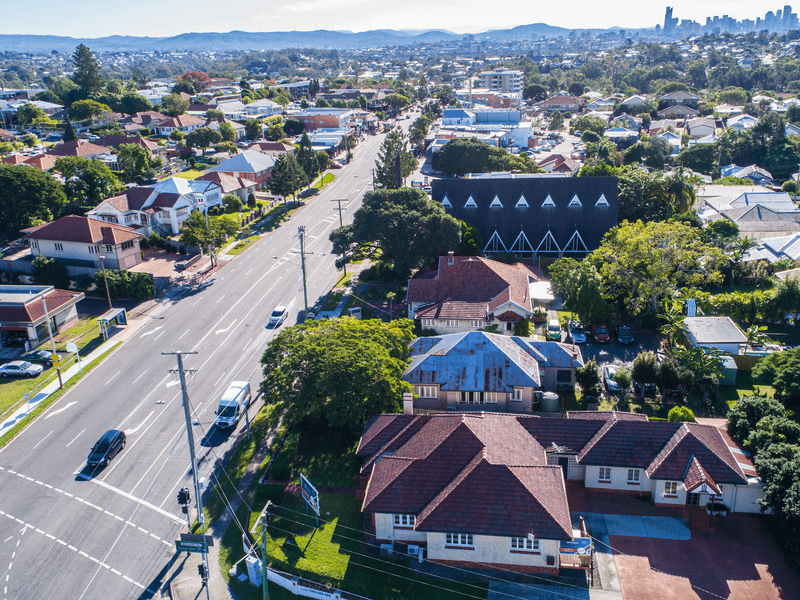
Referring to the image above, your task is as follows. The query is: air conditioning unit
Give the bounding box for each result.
[380,544,394,554]
[407,545,420,556]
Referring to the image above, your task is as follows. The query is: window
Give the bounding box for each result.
[664,481,678,496]
[568,194,582,207]
[393,514,415,527]
[510,537,539,552]
[121,240,134,251]
[106,245,114,253]
[29,240,38,250]
[483,392,498,403]
[417,386,436,399]
[421,319,435,328]
[511,389,523,402]
[469,320,485,328]
[88,245,100,254]
[598,467,611,482]
[446,319,459,328]
[556,370,572,383]
[445,533,473,547]
[176,208,188,216]
[627,469,640,484]
[54,243,63,252]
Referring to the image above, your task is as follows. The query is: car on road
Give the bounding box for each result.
[87,430,126,467]
[593,323,611,343]
[0,360,44,378]
[19,350,60,367]
[269,306,288,327]
[603,365,622,393]
[569,320,587,344]
[616,323,634,345]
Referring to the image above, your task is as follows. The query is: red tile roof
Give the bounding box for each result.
[96,135,159,153]
[407,256,539,321]
[158,114,204,129]
[46,141,112,157]
[98,187,157,212]
[23,215,141,245]
[24,154,56,171]
[0,288,84,325]
[2,154,26,165]
[683,456,721,494]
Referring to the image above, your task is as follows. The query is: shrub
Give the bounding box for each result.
[94,269,154,301]
[726,395,786,442]
[223,193,243,212]
[667,406,697,422]
[32,256,70,289]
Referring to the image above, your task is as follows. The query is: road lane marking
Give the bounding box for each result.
[126,411,154,435]
[245,268,253,276]
[44,401,78,420]
[104,371,120,385]
[215,319,237,334]
[66,428,86,448]
[31,431,53,450]
[75,472,183,523]
[153,330,165,341]
[139,326,163,338]
[178,329,190,340]
[193,297,202,305]
[214,372,226,386]
[131,370,147,384]
[215,295,224,304]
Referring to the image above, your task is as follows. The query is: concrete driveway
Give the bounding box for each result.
[601,514,690,540]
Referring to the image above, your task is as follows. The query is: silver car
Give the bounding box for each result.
[0,361,44,378]
[603,365,621,393]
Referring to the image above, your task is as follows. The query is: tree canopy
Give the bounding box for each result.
[432,138,543,177]
[185,127,222,153]
[267,153,307,200]
[330,187,461,278]
[160,94,189,117]
[548,258,609,325]
[0,165,67,237]
[752,348,800,410]
[259,318,414,431]
[116,143,158,183]
[55,156,124,209]
[69,99,111,121]
[179,210,238,267]
[374,126,416,188]
[71,44,104,92]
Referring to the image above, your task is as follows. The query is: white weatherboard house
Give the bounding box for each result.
[358,411,764,574]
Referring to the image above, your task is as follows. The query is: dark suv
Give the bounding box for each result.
[87,430,126,467]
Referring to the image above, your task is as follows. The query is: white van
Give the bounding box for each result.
[214,381,252,429]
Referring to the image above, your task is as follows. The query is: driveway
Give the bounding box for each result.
[601,514,690,540]
[580,333,661,369]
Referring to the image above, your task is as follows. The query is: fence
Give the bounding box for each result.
[267,568,372,600]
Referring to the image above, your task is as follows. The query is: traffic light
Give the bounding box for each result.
[177,488,190,513]
[198,562,207,583]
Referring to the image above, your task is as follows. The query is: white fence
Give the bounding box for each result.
[267,567,371,600]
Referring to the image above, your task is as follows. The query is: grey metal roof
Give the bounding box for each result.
[682,317,747,345]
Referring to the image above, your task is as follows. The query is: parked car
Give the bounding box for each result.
[593,323,611,343]
[633,381,657,395]
[603,365,622,393]
[19,350,59,367]
[569,321,587,344]
[616,323,634,345]
[546,319,562,341]
[0,361,43,378]
[87,430,126,467]
[269,306,288,327]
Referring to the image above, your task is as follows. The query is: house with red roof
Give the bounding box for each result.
[154,114,205,136]
[357,410,764,572]
[23,215,143,275]
[0,285,84,350]
[45,141,112,159]
[406,254,541,335]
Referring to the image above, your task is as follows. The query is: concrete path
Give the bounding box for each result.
[600,514,690,541]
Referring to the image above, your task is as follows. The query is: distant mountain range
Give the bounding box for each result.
[0,23,648,53]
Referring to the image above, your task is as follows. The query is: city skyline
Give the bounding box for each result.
[0,1,796,39]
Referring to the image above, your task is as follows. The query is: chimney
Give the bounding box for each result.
[448,251,455,265]
[402,392,414,415]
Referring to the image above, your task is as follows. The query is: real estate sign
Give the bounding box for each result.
[300,472,320,518]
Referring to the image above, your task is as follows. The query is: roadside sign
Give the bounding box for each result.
[51,355,61,367]
[181,533,214,547]
[175,539,208,554]
[300,473,320,526]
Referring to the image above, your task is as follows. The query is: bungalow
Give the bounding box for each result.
[24,215,143,275]
[681,316,747,354]
[154,114,205,136]
[620,95,648,108]
[687,117,716,139]
[357,410,762,574]
[196,171,258,203]
[586,98,616,111]
[661,90,700,109]
[46,141,112,160]
[657,130,682,154]
[612,113,643,131]
[727,114,759,132]
[96,134,160,157]
[207,150,276,189]
[657,104,699,119]
[405,331,583,412]
[0,285,84,350]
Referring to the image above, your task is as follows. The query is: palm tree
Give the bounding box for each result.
[658,301,686,349]
[743,324,769,354]
[664,167,698,214]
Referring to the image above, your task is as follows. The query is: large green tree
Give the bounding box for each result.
[185,128,222,155]
[116,143,158,183]
[374,126,416,188]
[548,258,609,326]
[160,94,189,117]
[0,165,67,236]
[259,318,414,431]
[69,99,111,121]
[71,44,104,92]
[245,119,263,140]
[330,187,461,278]
[55,156,124,209]
[752,348,800,410]
[179,210,238,267]
[267,153,307,200]
[432,138,542,177]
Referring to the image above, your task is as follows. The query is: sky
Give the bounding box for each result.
[0,0,790,38]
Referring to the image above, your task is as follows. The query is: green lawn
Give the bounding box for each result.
[720,371,776,408]
[174,169,204,180]
[268,425,360,488]
[227,235,260,256]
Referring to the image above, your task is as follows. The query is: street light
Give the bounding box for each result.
[98,255,113,311]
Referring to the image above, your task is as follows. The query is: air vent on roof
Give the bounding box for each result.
[441,193,451,208]
[595,194,609,207]
[541,194,555,208]
[464,195,477,208]
[568,194,582,207]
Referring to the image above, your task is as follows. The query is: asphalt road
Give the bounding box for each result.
[0,125,397,600]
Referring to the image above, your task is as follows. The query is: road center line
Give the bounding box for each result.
[31,431,53,450]
[178,329,190,340]
[66,428,86,448]
[126,411,154,435]
[131,370,147,385]
[104,371,120,386]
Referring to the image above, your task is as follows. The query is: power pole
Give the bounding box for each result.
[99,256,113,312]
[298,226,309,320]
[331,199,346,276]
[162,350,210,600]
[261,501,272,600]
[41,297,62,389]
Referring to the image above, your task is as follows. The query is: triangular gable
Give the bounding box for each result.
[536,230,560,254]
[595,194,609,207]
[568,193,582,207]
[563,230,588,255]
[516,194,529,208]
[464,195,478,208]
[510,230,534,256]
[541,194,555,208]
[490,194,503,208]
[441,193,452,208]
[483,230,507,253]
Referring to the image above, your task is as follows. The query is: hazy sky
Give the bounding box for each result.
[0,0,790,37]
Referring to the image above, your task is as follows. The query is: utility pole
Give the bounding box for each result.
[261,501,272,600]
[99,256,113,312]
[331,199,347,276]
[41,297,62,388]
[298,226,309,320]
[162,350,210,600]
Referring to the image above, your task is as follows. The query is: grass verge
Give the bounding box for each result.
[227,235,260,256]
[0,345,117,451]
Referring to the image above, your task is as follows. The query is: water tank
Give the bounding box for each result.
[541,392,560,412]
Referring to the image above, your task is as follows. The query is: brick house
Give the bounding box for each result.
[207,150,275,189]
[295,108,354,131]
[154,114,205,136]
